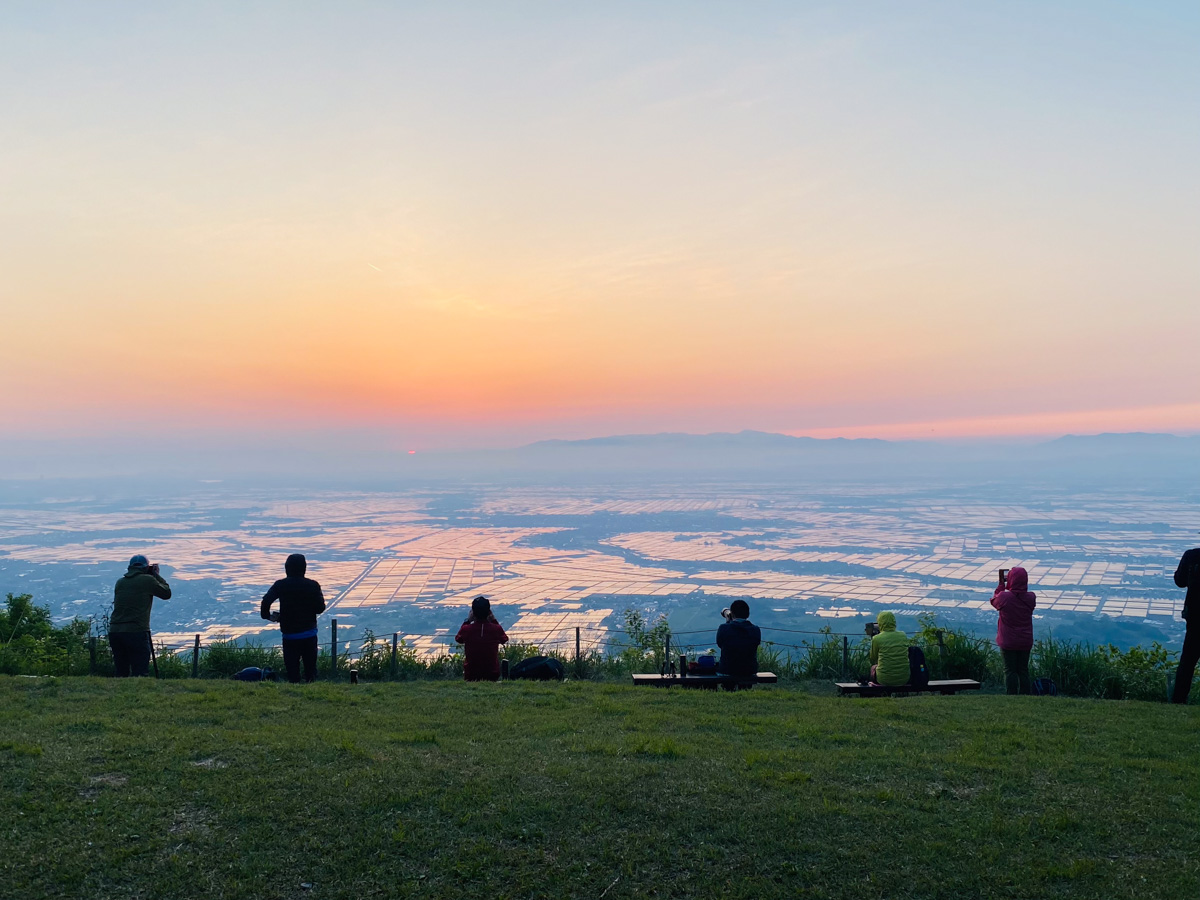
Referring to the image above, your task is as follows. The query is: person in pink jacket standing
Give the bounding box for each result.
[992,566,1037,694]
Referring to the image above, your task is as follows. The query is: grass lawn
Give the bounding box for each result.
[2,677,1198,899]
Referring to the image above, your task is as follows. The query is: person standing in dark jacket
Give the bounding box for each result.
[110,554,172,677]
[1171,546,1200,704]
[261,554,326,683]
[716,600,761,678]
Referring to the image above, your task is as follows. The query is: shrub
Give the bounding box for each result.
[1033,634,1176,701]
[614,607,673,674]
[1098,642,1177,702]
[0,594,92,676]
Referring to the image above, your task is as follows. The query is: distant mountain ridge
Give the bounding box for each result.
[478,428,1200,484]
[524,428,1199,454]
[526,429,899,450]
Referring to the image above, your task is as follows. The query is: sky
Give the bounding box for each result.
[2,1,1198,459]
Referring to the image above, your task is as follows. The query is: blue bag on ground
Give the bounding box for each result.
[509,656,565,681]
[1033,676,1057,696]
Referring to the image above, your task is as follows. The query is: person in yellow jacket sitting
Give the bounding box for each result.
[869,611,910,686]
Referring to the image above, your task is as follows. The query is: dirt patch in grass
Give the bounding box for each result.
[78,772,128,800]
[190,756,229,769]
[169,805,214,836]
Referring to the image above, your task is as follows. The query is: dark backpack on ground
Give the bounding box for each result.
[1033,677,1057,696]
[907,646,930,688]
[510,656,565,681]
[233,666,277,682]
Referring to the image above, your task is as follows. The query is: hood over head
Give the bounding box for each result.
[1007,566,1029,592]
[285,553,307,578]
[877,610,897,632]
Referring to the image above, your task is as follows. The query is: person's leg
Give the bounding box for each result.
[1001,649,1018,695]
[282,640,302,683]
[129,632,151,677]
[109,633,131,677]
[1015,649,1033,695]
[1172,620,1200,704]
[301,636,318,683]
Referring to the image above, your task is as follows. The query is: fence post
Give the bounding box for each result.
[192,634,200,678]
[331,618,338,676]
[391,632,399,679]
[842,635,849,679]
[89,636,97,676]
[575,626,581,679]
[663,633,671,676]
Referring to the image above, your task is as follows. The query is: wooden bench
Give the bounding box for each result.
[836,679,981,697]
[632,672,778,690]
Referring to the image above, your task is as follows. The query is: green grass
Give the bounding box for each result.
[2,678,1198,899]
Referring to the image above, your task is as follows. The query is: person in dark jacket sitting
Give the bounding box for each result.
[261,553,326,684]
[1171,544,1200,703]
[455,596,509,682]
[716,600,761,678]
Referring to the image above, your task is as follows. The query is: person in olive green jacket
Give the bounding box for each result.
[109,554,172,677]
[869,611,910,686]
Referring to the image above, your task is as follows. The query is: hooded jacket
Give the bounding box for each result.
[1174,548,1200,621]
[991,567,1037,650]
[869,611,910,686]
[261,554,326,637]
[455,618,509,680]
[110,566,172,633]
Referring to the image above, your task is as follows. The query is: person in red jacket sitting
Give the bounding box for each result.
[455,596,509,682]
[992,566,1037,695]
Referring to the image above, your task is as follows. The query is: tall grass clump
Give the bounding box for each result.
[200,640,286,678]
[798,629,873,681]
[1033,634,1176,701]
[915,614,1001,684]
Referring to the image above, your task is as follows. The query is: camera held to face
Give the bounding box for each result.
[865,621,881,636]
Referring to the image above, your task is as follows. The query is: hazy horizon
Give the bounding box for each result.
[3,425,1199,483]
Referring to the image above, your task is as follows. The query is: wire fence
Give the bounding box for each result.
[93,613,1007,687]
[60,609,1186,700]
[143,621,871,659]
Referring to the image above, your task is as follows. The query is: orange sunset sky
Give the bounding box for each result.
[2,3,1198,451]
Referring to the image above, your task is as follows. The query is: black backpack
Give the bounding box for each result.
[907,646,930,688]
[1033,676,1058,696]
[510,656,565,681]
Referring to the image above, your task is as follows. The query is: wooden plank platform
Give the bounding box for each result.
[836,679,981,697]
[632,672,779,689]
